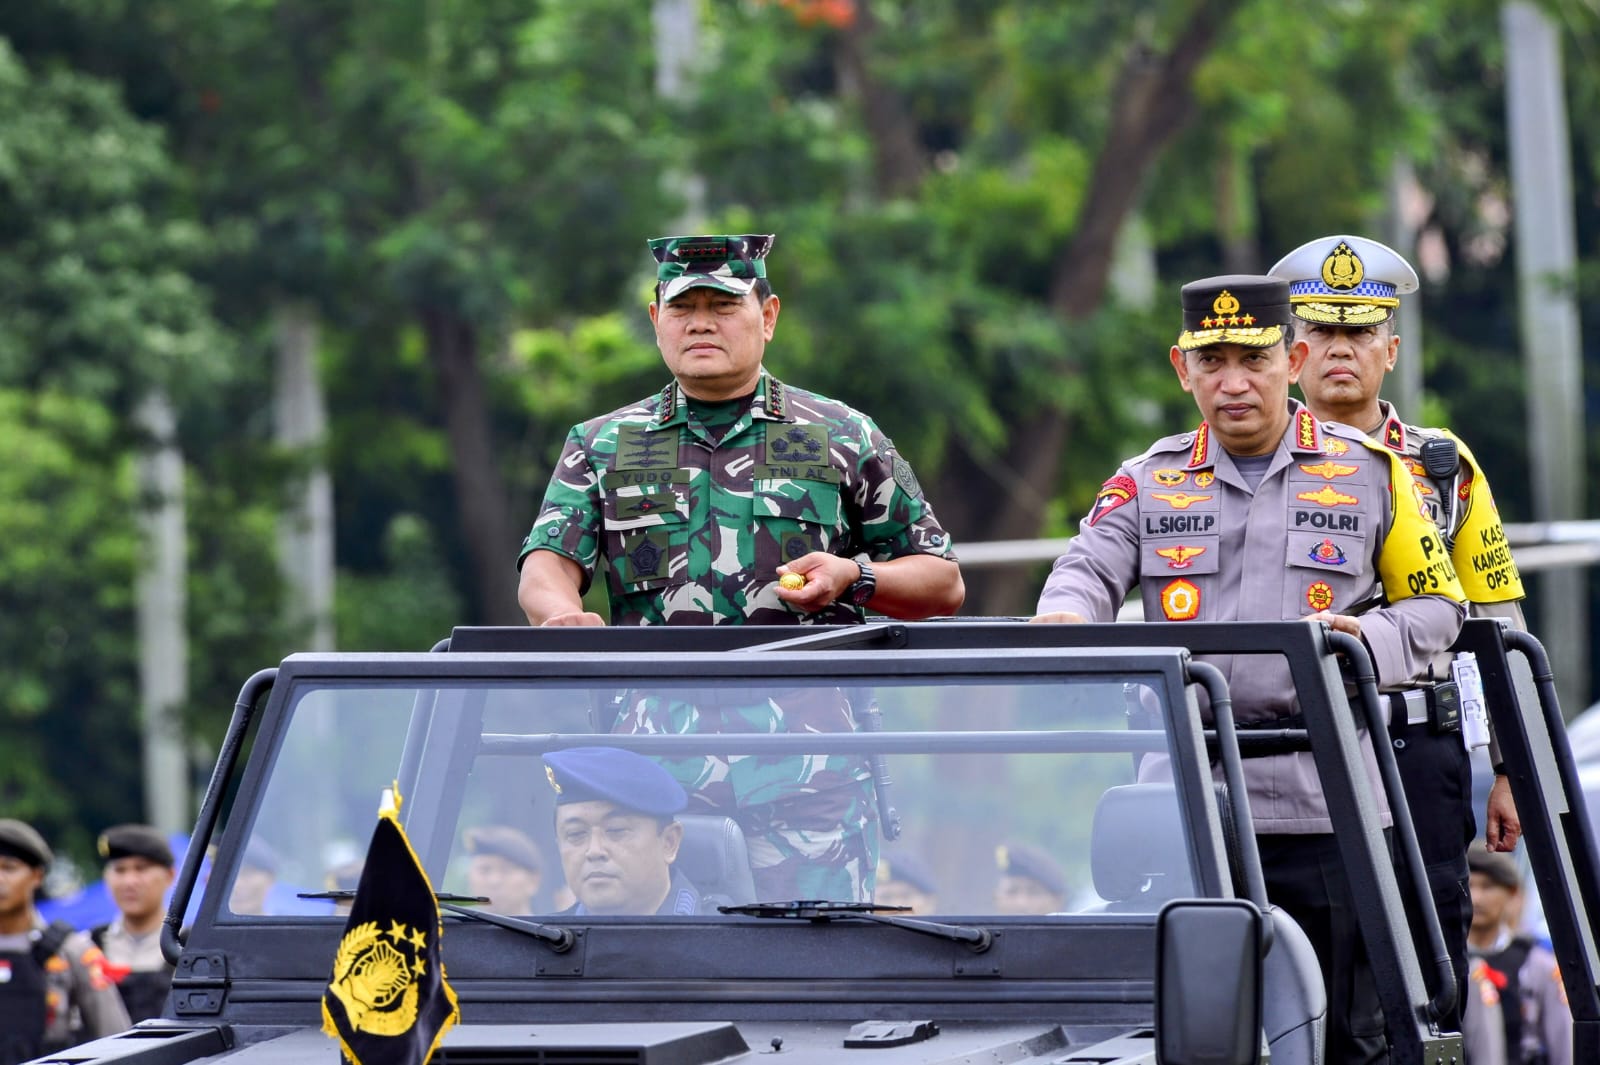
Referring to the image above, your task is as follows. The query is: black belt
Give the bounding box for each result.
[1230,686,1459,737]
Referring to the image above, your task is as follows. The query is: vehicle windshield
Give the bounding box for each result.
[222,670,1201,920]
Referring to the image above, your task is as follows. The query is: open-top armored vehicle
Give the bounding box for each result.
[28,619,1600,1065]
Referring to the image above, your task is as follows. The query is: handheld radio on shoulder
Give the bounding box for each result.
[1419,436,1458,479]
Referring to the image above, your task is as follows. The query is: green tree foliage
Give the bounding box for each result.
[5,0,1600,844]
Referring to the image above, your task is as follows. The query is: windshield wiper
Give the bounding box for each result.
[298,890,489,904]
[719,900,993,953]
[436,902,576,952]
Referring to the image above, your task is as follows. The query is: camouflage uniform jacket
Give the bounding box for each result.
[520,370,956,625]
[1036,400,1467,833]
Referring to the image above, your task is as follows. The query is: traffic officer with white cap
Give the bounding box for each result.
[1033,273,1467,1065]
[1273,234,1530,1031]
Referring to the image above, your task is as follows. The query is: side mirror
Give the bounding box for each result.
[1155,899,1265,1065]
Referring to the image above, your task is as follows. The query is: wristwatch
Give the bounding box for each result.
[845,561,877,607]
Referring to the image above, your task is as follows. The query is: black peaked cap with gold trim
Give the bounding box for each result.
[1268,234,1419,326]
[1177,275,1291,352]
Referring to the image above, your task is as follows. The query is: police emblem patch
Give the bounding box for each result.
[1296,486,1358,508]
[1322,438,1351,456]
[1150,492,1212,510]
[1156,545,1206,570]
[1308,539,1348,566]
[1306,582,1335,612]
[1193,471,1215,488]
[1152,468,1188,487]
[1160,579,1201,621]
[1299,461,1358,481]
[1089,475,1138,526]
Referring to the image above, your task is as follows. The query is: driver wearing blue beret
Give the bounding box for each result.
[544,747,712,916]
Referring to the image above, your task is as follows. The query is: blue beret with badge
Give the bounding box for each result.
[1268,234,1419,326]
[542,746,688,818]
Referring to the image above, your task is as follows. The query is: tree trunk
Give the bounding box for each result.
[952,0,1246,616]
[831,3,926,199]
[421,307,524,625]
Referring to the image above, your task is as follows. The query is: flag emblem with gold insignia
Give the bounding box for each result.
[323,786,458,1065]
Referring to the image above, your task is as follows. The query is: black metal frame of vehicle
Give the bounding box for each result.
[32,619,1595,1065]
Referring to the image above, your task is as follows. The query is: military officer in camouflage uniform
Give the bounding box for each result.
[517,234,963,901]
[0,820,129,1065]
[1274,233,1530,1035]
[1033,275,1467,1065]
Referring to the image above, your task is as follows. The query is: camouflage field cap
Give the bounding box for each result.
[1269,234,1419,326]
[649,234,774,303]
[1177,274,1291,352]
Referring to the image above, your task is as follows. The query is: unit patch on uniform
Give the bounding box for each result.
[1306,581,1335,612]
[1155,544,1207,570]
[1160,578,1201,621]
[1322,438,1351,456]
[1088,475,1138,526]
[1152,468,1188,487]
[1193,470,1215,488]
[1299,461,1358,481]
[892,454,922,497]
[1296,486,1358,508]
[617,427,676,470]
[1308,539,1349,566]
[1150,491,1212,510]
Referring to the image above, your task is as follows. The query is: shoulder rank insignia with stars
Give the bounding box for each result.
[1383,418,1406,452]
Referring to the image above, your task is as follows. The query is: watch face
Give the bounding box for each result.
[850,565,876,605]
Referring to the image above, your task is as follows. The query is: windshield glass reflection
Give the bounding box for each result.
[226,675,1196,919]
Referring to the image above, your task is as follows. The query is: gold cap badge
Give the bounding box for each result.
[1320,241,1365,290]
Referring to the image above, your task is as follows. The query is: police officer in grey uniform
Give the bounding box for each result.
[0,820,129,1064]
[1034,275,1467,1065]
[1274,234,1530,1034]
[93,824,177,1023]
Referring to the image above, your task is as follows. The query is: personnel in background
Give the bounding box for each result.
[874,851,939,913]
[463,825,544,913]
[92,824,176,1024]
[0,819,128,1064]
[543,747,715,916]
[1032,275,1467,1065]
[992,843,1067,915]
[324,859,363,916]
[1467,843,1572,1065]
[1274,234,1529,1034]
[228,837,279,916]
[517,234,964,902]
[1464,956,1510,1065]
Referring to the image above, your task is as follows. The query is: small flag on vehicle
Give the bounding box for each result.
[321,785,459,1065]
